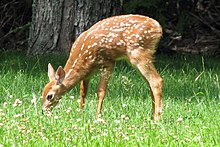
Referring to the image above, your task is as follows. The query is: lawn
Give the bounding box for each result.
[0,51,219,146]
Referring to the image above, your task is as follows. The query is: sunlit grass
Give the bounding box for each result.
[0,51,219,146]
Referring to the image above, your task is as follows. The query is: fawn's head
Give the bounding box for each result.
[42,63,66,111]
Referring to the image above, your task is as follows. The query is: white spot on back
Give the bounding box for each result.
[80,44,85,50]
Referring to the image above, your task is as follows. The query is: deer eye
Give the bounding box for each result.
[46,94,53,101]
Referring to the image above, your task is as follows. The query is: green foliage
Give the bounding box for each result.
[0,51,220,146]
[123,0,164,23]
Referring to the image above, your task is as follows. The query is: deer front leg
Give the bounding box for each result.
[79,80,89,112]
[96,65,114,118]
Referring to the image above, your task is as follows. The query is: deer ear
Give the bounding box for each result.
[55,66,65,84]
[48,63,55,81]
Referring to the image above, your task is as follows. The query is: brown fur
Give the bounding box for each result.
[42,14,163,121]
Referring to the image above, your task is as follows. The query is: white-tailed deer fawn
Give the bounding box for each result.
[42,14,163,121]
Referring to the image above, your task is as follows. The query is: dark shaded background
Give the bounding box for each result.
[0,0,219,56]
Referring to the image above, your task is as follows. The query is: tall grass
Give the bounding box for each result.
[0,51,219,146]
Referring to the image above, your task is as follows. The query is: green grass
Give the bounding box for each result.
[0,51,219,146]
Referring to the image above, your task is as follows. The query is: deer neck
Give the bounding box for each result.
[62,37,89,91]
[62,59,82,91]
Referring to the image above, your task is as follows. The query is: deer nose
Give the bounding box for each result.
[42,105,52,115]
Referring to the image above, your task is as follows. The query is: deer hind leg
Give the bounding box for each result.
[96,63,114,118]
[128,48,163,121]
[138,62,163,121]
[79,80,89,112]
